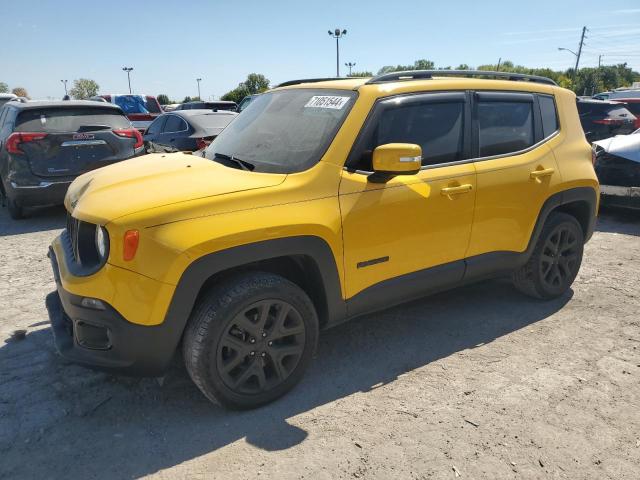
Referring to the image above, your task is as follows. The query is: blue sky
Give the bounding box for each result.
[1,0,639,100]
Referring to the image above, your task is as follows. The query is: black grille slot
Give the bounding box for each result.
[66,212,80,262]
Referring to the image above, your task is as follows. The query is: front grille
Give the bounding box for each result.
[66,212,80,262]
[63,212,106,275]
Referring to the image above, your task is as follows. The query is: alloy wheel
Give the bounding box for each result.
[216,299,306,395]
[539,225,580,290]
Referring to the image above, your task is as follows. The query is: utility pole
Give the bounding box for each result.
[122,67,134,94]
[496,57,502,72]
[573,26,587,83]
[328,28,347,76]
[598,54,603,68]
[60,79,68,95]
[345,62,356,76]
[196,78,202,100]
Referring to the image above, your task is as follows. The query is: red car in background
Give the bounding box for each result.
[93,94,163,132]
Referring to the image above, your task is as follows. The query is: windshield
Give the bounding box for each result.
[204,89,357,173]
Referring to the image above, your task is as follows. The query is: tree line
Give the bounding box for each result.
[3,60,637,104]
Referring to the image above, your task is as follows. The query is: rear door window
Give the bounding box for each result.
[538,95,559,137]
[477,98,534,157]
[144,96,162,114]
[15,108,131,132]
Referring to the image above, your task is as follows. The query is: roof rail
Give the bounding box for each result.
[275,77,354,88]
[366,70,557,86]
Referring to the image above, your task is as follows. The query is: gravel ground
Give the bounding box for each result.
[0,205,639,480]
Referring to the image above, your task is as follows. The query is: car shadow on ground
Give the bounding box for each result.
[0,204,66,236]
[596,207,640,237]
[0,278,571,479]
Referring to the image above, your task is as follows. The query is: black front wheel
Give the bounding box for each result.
[183,272,319,409]
[512,212,584,299]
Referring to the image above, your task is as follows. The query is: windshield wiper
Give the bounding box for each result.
[212,152,255,171]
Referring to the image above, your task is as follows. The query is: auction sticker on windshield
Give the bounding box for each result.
[305,96,351,109]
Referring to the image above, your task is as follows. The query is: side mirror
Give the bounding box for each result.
[368,143,422,183]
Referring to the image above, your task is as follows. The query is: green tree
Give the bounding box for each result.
[348,71,373,77]
[0,82,8,93]
[182,96,192,103]
[243,73,270,94]
[377,59,435,75]
[69,78,99,99]
[12,87,28,98]
[221,73,271,103]
[157,94,170,105]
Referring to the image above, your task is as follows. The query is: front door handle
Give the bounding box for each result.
[440,184,473,196]
[530,167,555,180]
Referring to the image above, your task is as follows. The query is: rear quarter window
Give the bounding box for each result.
[539,95,559,137]
[15,108,131,132]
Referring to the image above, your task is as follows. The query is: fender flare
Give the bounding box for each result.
[162,235,346,348]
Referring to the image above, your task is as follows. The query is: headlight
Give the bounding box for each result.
[95,225,108,259]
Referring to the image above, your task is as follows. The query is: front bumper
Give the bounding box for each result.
[46,247,180,375]
[600,185,640,210]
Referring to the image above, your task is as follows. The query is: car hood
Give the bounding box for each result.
[66,152,286,223]
[594,133,640,163]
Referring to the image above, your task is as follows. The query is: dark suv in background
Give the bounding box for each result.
[174,100,238,112]
[577,98,637,142]
[0,101,144,219]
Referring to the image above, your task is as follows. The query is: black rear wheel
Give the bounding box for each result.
[7,197,24,220]
[183,272,318,409]
[512,212,584,299]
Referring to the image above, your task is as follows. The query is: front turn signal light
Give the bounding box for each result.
[123,230,139,261]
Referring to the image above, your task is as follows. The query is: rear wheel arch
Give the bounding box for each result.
[528,186,598,254]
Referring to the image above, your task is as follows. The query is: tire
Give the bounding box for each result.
[183,272,319,409]
[7,197,24,220]
[512,212,584,299]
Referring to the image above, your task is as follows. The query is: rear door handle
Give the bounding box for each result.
[530,167,555,180]
[440,184,473,196]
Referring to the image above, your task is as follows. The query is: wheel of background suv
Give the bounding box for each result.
[7,197,24,220]
[512,212,584,299]
[183,272,319,409]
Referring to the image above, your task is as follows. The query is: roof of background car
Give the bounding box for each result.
[276,77,558,96]
[171,109,238,117]
[185,100,236,104]
[8,100,124,110]
[0,93,17,99]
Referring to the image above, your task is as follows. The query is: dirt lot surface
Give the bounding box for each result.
[0,205,639,480]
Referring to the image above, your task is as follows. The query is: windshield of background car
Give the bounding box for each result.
[113,95,161,114]
[204,89,357,173]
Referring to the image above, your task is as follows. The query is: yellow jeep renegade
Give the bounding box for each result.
[47,71,599,409]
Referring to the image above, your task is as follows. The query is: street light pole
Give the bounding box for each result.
[328,28,347,76]
[345,62,356,76]
[558,26,587,84]
[60,79,68,95]
[122,67,134,94]
[196,78,202,100]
